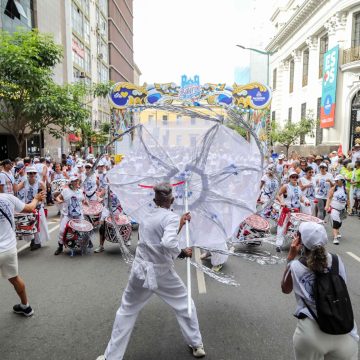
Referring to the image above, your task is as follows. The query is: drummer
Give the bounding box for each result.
[96,160,108,197]
[298,166,316,215]
[16,166,50,251]
[82,163,98,202]
[54,176,89,255]
[95,189,124,253]
[14,163,27,202]
[258,164,279,204]
[275,170,310,252]
[51,163,67,216]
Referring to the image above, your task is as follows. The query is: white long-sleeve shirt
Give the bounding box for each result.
[132,207,182,290]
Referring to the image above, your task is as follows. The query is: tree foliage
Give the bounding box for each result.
[270,111,315,156]
[0,29,113,156]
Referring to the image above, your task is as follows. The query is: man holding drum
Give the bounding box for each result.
[0,190,45,316]
[54,176,89,255]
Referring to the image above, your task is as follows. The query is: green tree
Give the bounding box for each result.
[0,29,113,156]
[270,111,315,157]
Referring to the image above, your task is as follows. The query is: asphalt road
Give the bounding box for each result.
[1,207,360,360]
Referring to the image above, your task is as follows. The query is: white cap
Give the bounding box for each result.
[76,162,84,168]
[335,174,345,181]
[85,163,93,168]
[26,166,37,173]
[319,162,328,168]
[69,175,78,182]
[278,154,285,160]
[331,150,337,154]
[299,222,327,250]
[33,157,40,163]
[267,164,275,172]
[97,160,105,167]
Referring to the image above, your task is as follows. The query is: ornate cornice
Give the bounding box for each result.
[266,0,329,51]
[280,59,290,71]
[291,49,301,62]
[306,35,318,50]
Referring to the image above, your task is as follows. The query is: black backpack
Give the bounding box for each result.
[304,254,354,335]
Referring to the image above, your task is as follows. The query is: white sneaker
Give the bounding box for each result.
[337,233,342,239]
[96,356,105,360]
[94,246,104,253]
[190,345,206,358]
[333,238,340,245]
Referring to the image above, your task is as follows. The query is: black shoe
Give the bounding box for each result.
[54,244,63,255]
[13,304,34,317]
[57,211,61,216]
[88,240,93,249]
[275,246,281,253]
[30,239,35,249]
[30,243,41,251]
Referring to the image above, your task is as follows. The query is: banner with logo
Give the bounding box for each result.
[320,45,339,128]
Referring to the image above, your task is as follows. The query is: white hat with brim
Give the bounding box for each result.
[278,154,286,160]
[85,163,93,168]
[288,170,299,178]
[335,174,345,181]
[319,162,328,168]
[26,166,37,173]
[33,158,40,163]
[299,222,327,250]
[69,175,78,182]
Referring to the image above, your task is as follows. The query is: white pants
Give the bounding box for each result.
[293,318,358,360]
[104,267,203,360]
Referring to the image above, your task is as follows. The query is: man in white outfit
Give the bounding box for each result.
[97,183,206,360]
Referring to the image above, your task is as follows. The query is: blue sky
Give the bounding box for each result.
[133,0,277,85]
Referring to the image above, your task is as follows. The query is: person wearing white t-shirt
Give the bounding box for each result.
[0,191,45,316]
[299,166,316,215]
[54,176,87,255]
[314,163,334,220]
[351,144,360,165]
[0,159,17,194]
[281,222,358,360]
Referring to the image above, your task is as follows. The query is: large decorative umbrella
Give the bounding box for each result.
[106,105,264,315]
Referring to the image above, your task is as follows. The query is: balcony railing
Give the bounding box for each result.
[343,46,360,65]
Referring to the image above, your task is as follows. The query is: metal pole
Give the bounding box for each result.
[184,180,192,317]
[267,53,270,86]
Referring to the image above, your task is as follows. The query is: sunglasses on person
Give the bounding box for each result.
[289,175,299,179]
[85,166,91,169]
[27,172,37,175]
[307,170,314,174]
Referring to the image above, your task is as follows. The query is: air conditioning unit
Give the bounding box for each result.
[98,53,104,60]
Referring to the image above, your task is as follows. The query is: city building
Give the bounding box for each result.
[267,0,360,153]
[108,0,134,83]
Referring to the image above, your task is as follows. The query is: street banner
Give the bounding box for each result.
[320,45,339,128]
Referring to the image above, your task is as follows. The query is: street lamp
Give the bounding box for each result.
[236,44,275,86]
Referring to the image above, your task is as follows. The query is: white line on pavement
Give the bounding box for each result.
[346,252,360,263]
[194,247,207,294]
[17,224,60,254]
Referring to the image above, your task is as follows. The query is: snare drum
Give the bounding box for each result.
[237,214,270,244]
[64,219,93,249]
[15,212,38,236]
[105,214,132,243]
[83,201,103,227]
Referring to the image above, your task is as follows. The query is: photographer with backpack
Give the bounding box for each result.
[281,222,358,360]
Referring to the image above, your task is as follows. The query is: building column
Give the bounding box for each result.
[279,60,290,125]
[292,50,302,122]
[305,35,319,145]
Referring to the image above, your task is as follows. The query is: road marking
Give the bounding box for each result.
[17,224,60,254]
[194,247,207,294]
[346,252,360,263]
[49,224,60,234]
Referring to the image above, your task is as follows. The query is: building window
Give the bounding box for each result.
[2,0,34,31]
[71,3,83,37]
[289,59,295,93]
[302,48,309,87]
[353,12,360,48]
[319,34,329,78]
[316,97,323,145]
[272,68,277,90]
[288,107,292,123]
[300,103,306,144]
[162,115,168,124]
[84,18,90,44]
[271,111,276,121]
[84,47,91,73]
[72,36,85,69]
